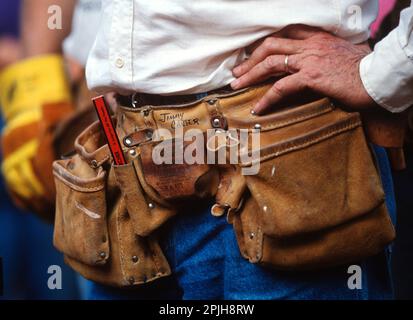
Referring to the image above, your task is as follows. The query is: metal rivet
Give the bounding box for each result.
[99,252,106,259]
[250,110,256,115]
[263,205,268,212]
[132,256,139,263]
[91,160,98,168]
[213,118,221,127]
[146,131,153,139]
[207,99,217,105]
[254,124,261,130]
[124,138,132,146]
[128,276,135,285]
[249,232,255,239]
[131,92,139,108]
[148,203,155,209]
[142,108,150,117]
[129,149,137,156]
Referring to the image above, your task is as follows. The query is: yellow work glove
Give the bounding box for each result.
[0,54,73,219]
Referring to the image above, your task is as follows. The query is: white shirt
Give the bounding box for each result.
[86,0,413,112]
[63,0,102,66]
[360,3,413,113]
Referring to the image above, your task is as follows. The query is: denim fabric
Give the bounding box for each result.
[84,144,395,300]
[391,148,413,299]
[0,159,81,300]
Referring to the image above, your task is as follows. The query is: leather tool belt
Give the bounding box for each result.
[52,82,395,287]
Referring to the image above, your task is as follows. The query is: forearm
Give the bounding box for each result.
[21,0,76,58]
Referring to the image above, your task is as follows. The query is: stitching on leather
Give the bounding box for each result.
[116,197,127,280]
[97,155,111,166]
[261,122,360,162]
[53,172,105,192]
[150,239,162,275]
[256,226,263,263]
[241,117,361,166]
[260,104,332,131]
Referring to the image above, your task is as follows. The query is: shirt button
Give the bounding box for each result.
[115,58,124,68]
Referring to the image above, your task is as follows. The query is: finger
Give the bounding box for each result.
[253,73,308,114]
[232,54,299,90]
[233,37,302,77]
[274,24,323,40]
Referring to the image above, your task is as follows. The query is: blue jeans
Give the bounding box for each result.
[82,145,395,300]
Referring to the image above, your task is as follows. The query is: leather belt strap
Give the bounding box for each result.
[117,85,233,109]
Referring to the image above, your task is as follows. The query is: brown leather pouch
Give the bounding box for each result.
[219,97,395,270]
[53,155,109,266]
[362,109,408,170]
[136,138,219,201]
[113,159,177,237]
[53,82,396,285]
[53,120,171,287]
[115,104,221,233]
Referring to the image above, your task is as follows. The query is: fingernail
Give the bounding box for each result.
[253,102,262,114]
[231,79,240,89]
[233,66,242,76]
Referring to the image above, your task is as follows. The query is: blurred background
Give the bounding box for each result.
[0,0,412,300]
[0,0,80,300]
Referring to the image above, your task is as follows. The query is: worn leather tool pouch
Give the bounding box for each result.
[53,120,171,287]
[53,83,396,287]
[223,97,396,270]
[114,102,221,235]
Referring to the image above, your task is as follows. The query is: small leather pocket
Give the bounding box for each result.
[137,138,219,204]
[53,155,109,266]
[113,160,177,237]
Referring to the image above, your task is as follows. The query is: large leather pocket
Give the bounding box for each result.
[233,195,394,270]
[53,154,110,266]
[230,104,395,270]
[245,112,385,238]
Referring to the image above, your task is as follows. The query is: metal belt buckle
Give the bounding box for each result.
[131,92,139,108]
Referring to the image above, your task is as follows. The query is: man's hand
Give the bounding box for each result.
[231,24,376,114]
